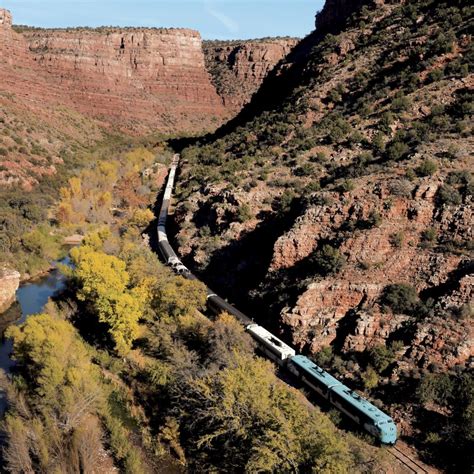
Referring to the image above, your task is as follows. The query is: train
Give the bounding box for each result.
[156,154,398,446]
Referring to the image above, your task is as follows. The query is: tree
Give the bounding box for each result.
[368,345,395,373]
[381,283,420,315]
[3,314,106,473]
[362,366,379,390]
[175,353,351,472]
[312,244,346,276]
[6,314,102,411]
[71,246,150,354]
[152,276,207,322]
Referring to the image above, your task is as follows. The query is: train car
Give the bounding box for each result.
[207,294,254,326]
[287,355,341,398]
[288,355,397,444]
[329,384,397,444]
[246,324,296,366]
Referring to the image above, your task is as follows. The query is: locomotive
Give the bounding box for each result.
[157,155,398,445]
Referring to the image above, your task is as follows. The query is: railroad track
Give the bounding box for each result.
[388,445,431,473]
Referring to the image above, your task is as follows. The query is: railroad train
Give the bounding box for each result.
[156,155,398,446]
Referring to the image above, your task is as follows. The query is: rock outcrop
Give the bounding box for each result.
[0,267,20,313]
[204,39,298,111]
[276,177,473,369]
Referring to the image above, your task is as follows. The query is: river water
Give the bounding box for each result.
[0,260,69,413]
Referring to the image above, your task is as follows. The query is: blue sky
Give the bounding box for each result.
[0,1,324,40]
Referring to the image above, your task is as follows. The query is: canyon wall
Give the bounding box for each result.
[21,27,227,133]
[204,39,298,112]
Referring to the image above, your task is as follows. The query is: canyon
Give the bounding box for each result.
[174,0,473,375]
[0,9,294,188]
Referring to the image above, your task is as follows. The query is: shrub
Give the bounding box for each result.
[312,244,346,276]
[386,140,410,160]
[446,145,460,160]
[236,203,252,223]
[416,159,438,177]
[428,68,445,83]
[294,162,314,177]
[368,344,396,373]
[381,283,420,315]
[391,95,412,113]
[436,185,462,206]
[371,132,386,153]
[390,232,404,248]
[362,366,379,390]
[389,179,413,197]
[420,227,437,246]
[0,147,8,156]
[379,112,395,133]
[359,210,382,229]
[338,179,355,193]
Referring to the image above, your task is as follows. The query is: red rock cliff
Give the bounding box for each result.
[21,27,227,133]
[204,39,298,112]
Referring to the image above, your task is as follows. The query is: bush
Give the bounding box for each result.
[312,244,346,276]
[416,159,438,177]
[338,179,355,193]
[390,232,404,248]
[236,203,252,223]
[386,140,410,160]
[368,344,396,373]
[391,95,411,113]
[421,227,437,244]
[389,179,413,197]
[428,68,445,83]
[381,283,420,315]
[371,132,386,153]
[436,185,462,206]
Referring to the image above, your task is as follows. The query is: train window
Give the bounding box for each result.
[331,392,357,417]
[303,373,328,394]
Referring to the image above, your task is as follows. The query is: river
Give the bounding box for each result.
[0,259,69,414]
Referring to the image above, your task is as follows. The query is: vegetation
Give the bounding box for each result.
[381,283,422,316]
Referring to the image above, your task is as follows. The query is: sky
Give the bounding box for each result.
[0,0,325,40]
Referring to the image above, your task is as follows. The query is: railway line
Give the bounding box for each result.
[155,154,437,473]
[389,444,431,474]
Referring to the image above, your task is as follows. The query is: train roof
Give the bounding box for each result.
[247,324,296,358]
[291,355,342,388]
[330,384,395,426]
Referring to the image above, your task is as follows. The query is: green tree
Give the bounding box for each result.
[362,366,379,390]
[381,283,420,315]
[176,353,351,472]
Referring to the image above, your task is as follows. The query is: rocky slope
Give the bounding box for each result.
[176,0,473,376]
[204,38,298,112]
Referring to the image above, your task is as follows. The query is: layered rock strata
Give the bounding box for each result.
[204,39,298,111]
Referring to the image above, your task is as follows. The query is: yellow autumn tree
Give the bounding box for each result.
[71,245,151,354]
